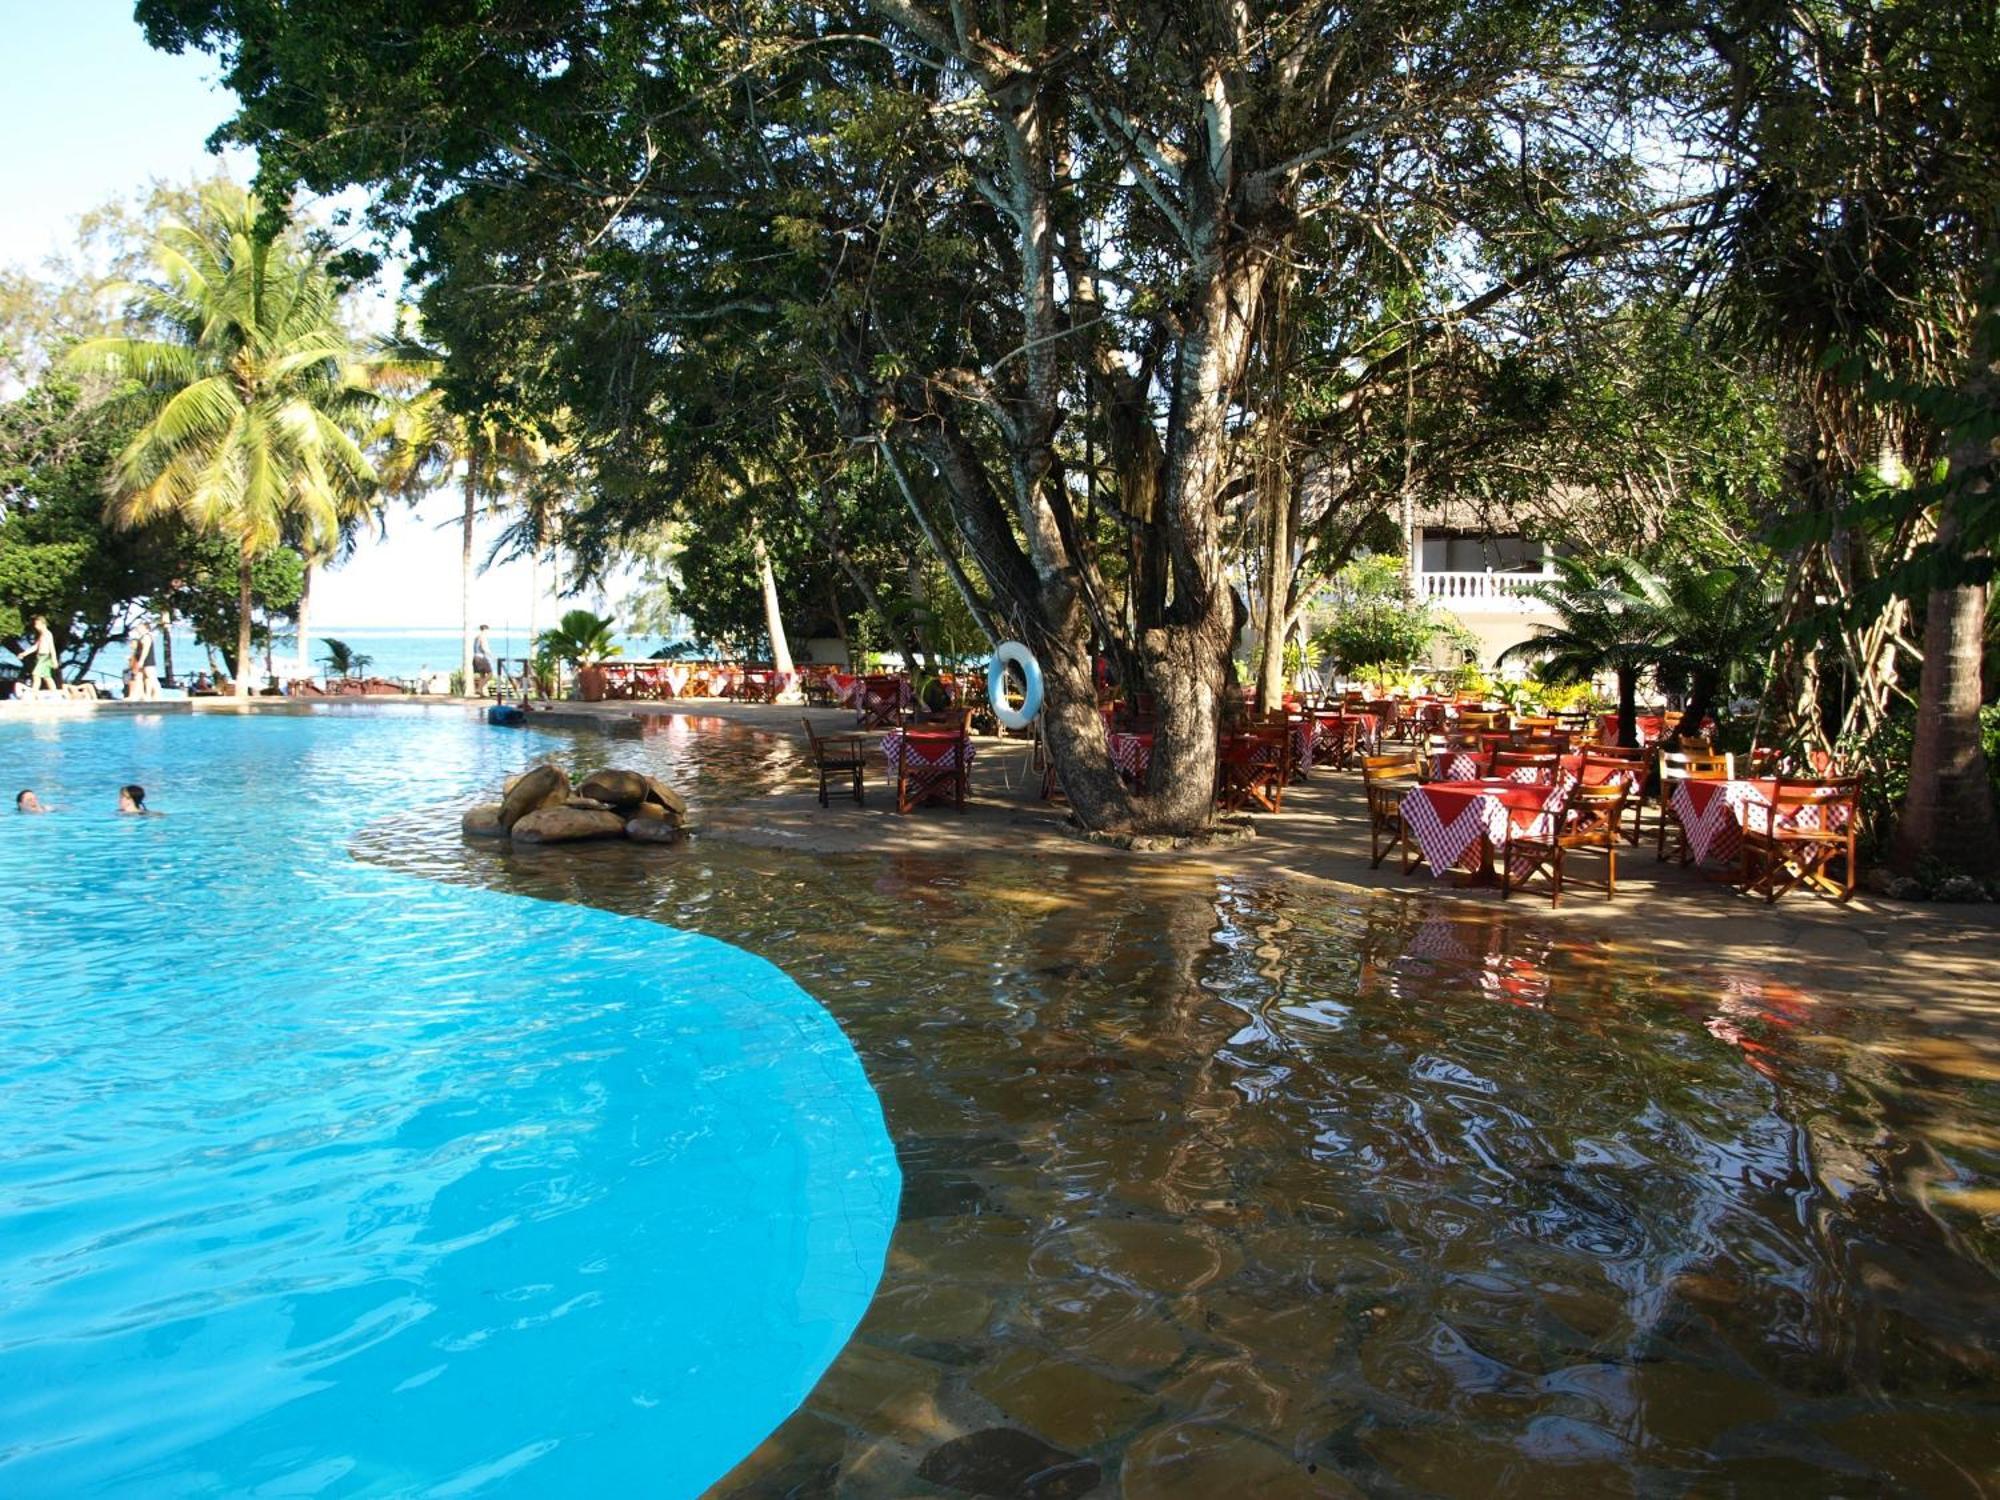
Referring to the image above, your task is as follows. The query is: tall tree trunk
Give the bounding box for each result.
[461,455,478,695]
[161,612,175,687]
[296,558,314,683]
[752,532,795,678]
[234,544,255,698]
[1670,667,1719,741]
[1255,480,1293,712]
[1892,519,1999,874]
[1616,665,1638,747]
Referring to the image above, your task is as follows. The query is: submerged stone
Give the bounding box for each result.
[460,803,506,837]
[512,806,627,844]
[625,816,682,845]
[915,1427,1100,1500]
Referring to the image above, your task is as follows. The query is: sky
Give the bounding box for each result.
[0,1,575,632]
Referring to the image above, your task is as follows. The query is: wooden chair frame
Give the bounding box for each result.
[1579,754,1645,846]
[1218,727,1288,812]
[1491,750,1561,785]
[1362,755,1421,869]
[802,718,866,806]
[894,711,973,814]
[1740,777,1860,903]
[1502,782,1628,906]
[858,674,905,729]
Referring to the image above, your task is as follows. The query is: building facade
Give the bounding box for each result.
[1412,507,1567,667]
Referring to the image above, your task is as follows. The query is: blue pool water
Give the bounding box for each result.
[0,709,899,1496]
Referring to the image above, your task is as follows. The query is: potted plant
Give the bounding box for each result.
[536,610,621,700]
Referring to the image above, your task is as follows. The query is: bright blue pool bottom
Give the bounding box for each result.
[0,710,899,1496]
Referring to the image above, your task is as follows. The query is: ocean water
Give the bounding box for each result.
[161,628,552,686]
[0,708,899,1495]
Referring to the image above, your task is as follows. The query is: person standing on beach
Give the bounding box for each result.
[127,618,160,701]
[473,625,495,697]
[21,614,60,693]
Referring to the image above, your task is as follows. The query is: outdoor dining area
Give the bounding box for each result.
[585,660,796,702]
[1360,707,1858,907]
[789,670,1862,909]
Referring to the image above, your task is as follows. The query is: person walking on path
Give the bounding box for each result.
[473,625,496,697]
[23,615,59,693]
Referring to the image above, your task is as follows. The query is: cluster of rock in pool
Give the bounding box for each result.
[460,762,688,846]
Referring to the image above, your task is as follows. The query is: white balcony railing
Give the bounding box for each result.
[1419,569,1552,612]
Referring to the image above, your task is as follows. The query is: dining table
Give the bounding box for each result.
[1667,776,1850,867]
[1107,730,1153,784]
[1400,777,1567,883]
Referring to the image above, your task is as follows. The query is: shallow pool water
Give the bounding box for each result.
[354,716,2000,1495]
[0,709,899,1496]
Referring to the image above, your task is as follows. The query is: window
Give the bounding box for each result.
[1419,532,1548,573]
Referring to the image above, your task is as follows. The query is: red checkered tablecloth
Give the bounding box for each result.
[1108,731,1152,781]
[1669,778,1848,866]
[1400,779,1564,879]
[1428,749,1488,782]
[882,729,976,775]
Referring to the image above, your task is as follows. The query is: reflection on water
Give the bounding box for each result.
[360,718,2000,1494]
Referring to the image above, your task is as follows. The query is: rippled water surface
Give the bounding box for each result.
[358,714,2000,1496]
[0,709,898,1496]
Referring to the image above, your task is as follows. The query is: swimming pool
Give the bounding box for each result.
[0,709,900,1495]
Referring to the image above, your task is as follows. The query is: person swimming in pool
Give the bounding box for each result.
[15,790,46,813]
[116,784,160,816]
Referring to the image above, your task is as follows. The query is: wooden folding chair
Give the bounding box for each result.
[1218,727,1288,812]
[894,711,974,814]
[1362,753,1422,869]
[1491,750,1561,785]
[1579,753,1645,845]
[858,674,904,729]
[1740,777,1861,903]
[802,718,866,806]
[1502,781,1628,906]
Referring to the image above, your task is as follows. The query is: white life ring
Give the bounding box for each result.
[987,641,1044,731]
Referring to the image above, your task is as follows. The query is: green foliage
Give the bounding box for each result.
[0,378,161,668]
[319,637,372,677]
[1839,705,2000,864]
[536,609,620,669]
[166,536,303,665]
[0,375,299,678]
[65,183,381,688]
[1309,556,1459,675]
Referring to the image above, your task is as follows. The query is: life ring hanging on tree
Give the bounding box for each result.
[986,641,1044,731]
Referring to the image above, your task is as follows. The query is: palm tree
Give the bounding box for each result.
[70,184,379,696]
[537,609,620,666]
[1648,563,1776,740]
[319,637,372,679]
[1500,555,1664,746]
[371,372,550,695]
